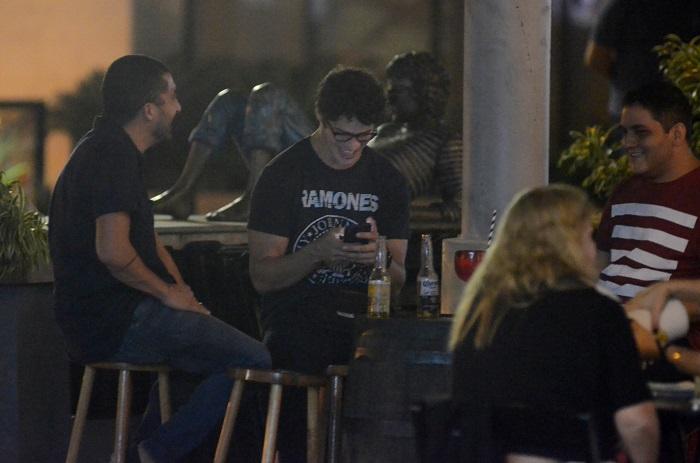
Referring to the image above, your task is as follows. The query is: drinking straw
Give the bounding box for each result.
[487,209,497,248]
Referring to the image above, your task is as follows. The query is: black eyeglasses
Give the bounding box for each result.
[328,124,377,143]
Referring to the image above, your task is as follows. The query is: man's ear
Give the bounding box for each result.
[314,109,324,128]
[671,122,686,145]
[142,102,157,121]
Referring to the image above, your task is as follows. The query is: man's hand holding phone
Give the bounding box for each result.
[343,222,372,244]
[341,220,377,265]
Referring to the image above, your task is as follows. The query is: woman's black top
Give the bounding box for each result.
[451,287,650,460]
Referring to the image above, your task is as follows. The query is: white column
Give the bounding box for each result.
[441,0,551,314]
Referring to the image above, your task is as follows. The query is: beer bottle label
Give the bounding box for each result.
[368,280,391,318]
[418,277,439,296]
[417,277,439,318]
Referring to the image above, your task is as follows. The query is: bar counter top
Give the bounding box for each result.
[154,214,248,249]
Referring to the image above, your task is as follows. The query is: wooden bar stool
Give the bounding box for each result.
[325,365,349,463]
[64,362,172,463]
[214,368,327,463]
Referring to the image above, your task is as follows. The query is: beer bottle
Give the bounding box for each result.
[368,236,391,319]
[417,233,440,319]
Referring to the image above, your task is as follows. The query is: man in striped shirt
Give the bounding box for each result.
[597,82,700,300]
[596,82,700,374]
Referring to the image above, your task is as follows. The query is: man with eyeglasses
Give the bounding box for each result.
[247,66,410,462]
[151,52,461,224]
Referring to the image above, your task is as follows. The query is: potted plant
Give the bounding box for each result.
[558,34,700,202]
[0,170,49,282]
[558,125,626,203]
[0,170,70,462]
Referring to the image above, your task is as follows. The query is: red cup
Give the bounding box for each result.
[454,250,484,282]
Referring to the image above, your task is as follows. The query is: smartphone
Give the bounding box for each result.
[343,223,371,244]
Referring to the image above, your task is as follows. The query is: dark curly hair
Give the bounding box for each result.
[386,51,449,127]
[315,66,386,126]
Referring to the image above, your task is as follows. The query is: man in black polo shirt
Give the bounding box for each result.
[584,0,700,121]
[49,55,270,462]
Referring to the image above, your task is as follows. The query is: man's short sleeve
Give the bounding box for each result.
[248,160,295,238]
[90,149,140,219]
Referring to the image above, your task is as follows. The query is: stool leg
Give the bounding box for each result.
[327,375,344,463]
[114,369,133,463]
[65,366,96,463]
[157,371,171,423]
[261,384,283,463]
[307,387,320,463]
[214,380,246,463]
[317,386,328,461]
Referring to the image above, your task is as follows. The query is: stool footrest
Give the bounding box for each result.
[326,365,349,377]
[232,368,326,387]
[88,362,172,373]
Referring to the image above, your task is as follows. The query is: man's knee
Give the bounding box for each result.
[248,342,272,369]
[210,331,270,371]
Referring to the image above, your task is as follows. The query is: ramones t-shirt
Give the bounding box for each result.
[248,137,410,323]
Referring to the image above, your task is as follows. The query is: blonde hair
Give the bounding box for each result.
[449,184,597,350]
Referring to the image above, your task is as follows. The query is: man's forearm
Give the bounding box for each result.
[155,236,185,285]
[387,260,405,292]
[109,255,172,301]
[250,245,322,293]
[386,239,407,293]
[95,212,186,307]
[664,345,700,376]
[584,41,616,78]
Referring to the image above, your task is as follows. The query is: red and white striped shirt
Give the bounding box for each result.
[596,167,700,300]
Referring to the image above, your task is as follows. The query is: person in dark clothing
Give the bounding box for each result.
[247,66,411,462]
[49,54,270,463]
[449,184,658,462]
[585,0,700,120]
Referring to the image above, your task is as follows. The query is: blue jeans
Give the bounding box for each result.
[108,297,270,461]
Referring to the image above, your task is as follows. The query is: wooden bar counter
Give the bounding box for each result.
[154,215,248,249]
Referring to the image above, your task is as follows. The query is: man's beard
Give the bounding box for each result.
[153,120,172,143]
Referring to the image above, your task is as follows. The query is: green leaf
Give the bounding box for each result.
[0,170,48,280]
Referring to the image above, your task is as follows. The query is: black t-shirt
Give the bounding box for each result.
[248,137,410,326]
[49,117,174,362]
[593,0,700,117]
[451,287,650,460]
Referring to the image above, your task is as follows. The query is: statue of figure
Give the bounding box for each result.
[151,83,313,221]
[151,51,462,223]
[370,51,462,222]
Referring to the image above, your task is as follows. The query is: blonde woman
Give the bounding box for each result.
[449,184,658,463]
